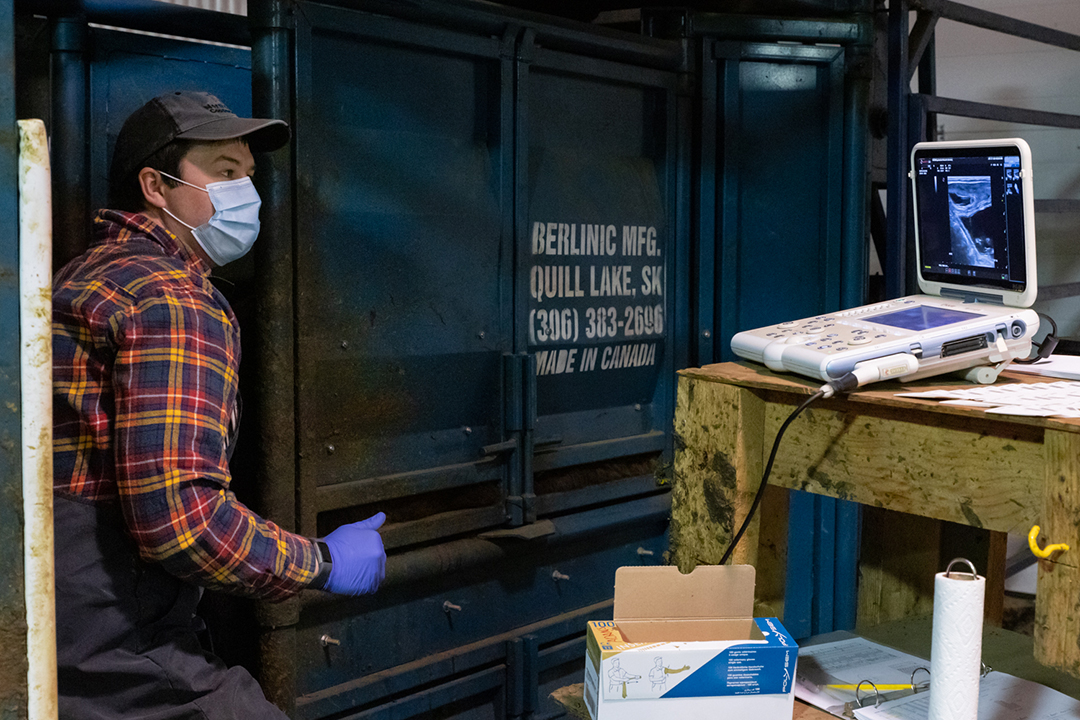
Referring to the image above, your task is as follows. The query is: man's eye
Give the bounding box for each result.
[221,169,234,179]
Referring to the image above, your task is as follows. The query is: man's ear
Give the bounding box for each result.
[138,167,168,210]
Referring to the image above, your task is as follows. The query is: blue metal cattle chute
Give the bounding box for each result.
[288,3,683,717]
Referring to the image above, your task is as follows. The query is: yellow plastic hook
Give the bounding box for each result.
[1029,525,1070,559]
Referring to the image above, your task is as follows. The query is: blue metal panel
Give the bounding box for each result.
[697,37,860,640]
[785,491,860,639]
[710,42,848,359]
[0,0,26,709]
[834,497,860,630]
[86,28,253,219]
[294,508,668,717]
[294,6,514,538]
[783,490,814,640]
[812,495,836,634]
[522,46,680,467]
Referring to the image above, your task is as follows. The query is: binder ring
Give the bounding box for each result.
[855,680,882,708]
[945,557,979,579]
[910,666,930,692]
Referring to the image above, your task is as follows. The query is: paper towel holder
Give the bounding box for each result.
[944,557,980,579]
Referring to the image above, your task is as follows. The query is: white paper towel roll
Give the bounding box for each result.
[928,559,985,720]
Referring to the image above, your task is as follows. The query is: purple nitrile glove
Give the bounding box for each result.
[322,512,387,596]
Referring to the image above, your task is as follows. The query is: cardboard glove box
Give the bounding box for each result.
[584,565,798,720]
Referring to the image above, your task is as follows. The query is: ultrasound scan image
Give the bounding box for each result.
[948,175,996,267]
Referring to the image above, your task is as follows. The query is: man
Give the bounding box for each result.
[52,91,383,719]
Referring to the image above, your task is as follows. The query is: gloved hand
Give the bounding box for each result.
[321,512,387,596]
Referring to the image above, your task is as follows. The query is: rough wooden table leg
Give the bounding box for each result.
[1035,429,1080,677]
[670,376,764,571]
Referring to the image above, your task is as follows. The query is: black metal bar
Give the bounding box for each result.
[301,492,670,607]
[917,94,1080,129]
[18,0,250,46]
[885,0,909,300]
[381,507,508,551]
[533,474,664,517]
[249,0,298,547]
[1035,282,1080,302]
[684,12,870,45]
[916,0,1080,53]
[841,15,874,310]
[869,184,887,286]
[249,0,298,714]
[916,36,937,140]
[1035,199,1080,214]
[693,39,717,366]
[715,45,740,361]
[50,15,89,270]
[511,28,532,529]
[906,92,928,295]
[316,458,500,512]
[906,9,938,83]
[531,430,666,473]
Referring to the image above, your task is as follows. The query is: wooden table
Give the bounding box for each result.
[669,361,1080,678]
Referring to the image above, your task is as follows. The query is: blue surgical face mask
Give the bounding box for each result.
[159,171,262,266]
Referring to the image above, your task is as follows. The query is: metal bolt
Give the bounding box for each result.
[702,329,712,338]
[463,426,472,435]
[478,331,486,339]
[320,634,341,647]
[552,570,570,581]
[637,547,655,556]
[326,444,335,455]
[340,341,349,349]
[634,403,642,411]
[443,601,462,613]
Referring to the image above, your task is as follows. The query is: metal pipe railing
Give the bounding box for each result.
[248,2,300,712]
[19,118,58,720]
[19,0,249,46]
[915,0,1080,53]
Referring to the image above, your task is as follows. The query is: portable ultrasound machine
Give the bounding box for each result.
[731,138,1040,392]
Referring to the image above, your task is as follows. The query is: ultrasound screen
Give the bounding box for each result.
[912,146,1027,294]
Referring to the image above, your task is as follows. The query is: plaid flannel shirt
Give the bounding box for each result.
[53,209,318,600]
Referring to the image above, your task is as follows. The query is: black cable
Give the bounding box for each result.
[1014,312,1059,364]
[717,388,827,566]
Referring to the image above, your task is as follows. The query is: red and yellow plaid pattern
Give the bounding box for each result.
[53,209,317,600]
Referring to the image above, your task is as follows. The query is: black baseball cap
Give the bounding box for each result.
[111,90,290,179]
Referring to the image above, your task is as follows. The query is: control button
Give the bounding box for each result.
[826,333,838,338]
[849,336,872,346]
[835,347,848,352]
[874,334,887,339]
[778,321,797,328]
